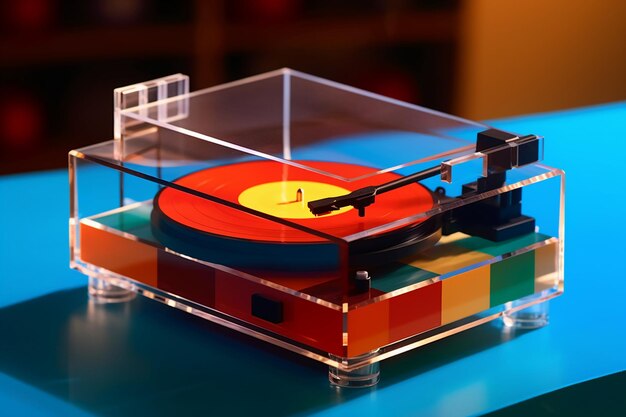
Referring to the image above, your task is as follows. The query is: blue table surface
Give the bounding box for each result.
[1,103,625,417]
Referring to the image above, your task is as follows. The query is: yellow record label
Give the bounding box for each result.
[238,181,353,219]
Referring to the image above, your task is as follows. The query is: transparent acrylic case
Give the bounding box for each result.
[69,70,564,388]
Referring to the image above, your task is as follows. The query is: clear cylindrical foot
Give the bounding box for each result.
[503,299,549,329]
[88,277,135,303]
[329,351,380,388]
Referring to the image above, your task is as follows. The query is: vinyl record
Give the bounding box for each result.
[152,160,440,271]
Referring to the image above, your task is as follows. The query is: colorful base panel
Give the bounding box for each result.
[80,204,560,357]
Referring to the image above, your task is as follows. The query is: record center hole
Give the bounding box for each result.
[238,181,353,219]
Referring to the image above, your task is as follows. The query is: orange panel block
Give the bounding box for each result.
[535,242,559,292]
[80,222,157,287]
[347,299,390,357]
[441,265,490,325]
[406,243,492,275]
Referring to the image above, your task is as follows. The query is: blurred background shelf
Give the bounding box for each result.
[224,11,458,49]
[1,0,625,175]
[0,24,194,67]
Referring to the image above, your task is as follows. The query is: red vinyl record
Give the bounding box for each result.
[154,160,435,243]
[151,160,440,270]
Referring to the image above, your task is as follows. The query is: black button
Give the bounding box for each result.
[251,294,283,324]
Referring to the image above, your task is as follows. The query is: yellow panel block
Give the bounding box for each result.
[535,242,559,292]
[406,243,492,275]
[437,232,472,245]
[442,265,490,325]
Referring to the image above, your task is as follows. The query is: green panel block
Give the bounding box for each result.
[371,263,438,293]
[95,205,156,241]
[455,233,551,257]
[490,251,535,307]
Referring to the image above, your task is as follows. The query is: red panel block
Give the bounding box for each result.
[388,282,442,343]
[157,251,215,308]
[214,270,344,356]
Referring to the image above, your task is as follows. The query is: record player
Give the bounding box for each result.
[69,70,564,387]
